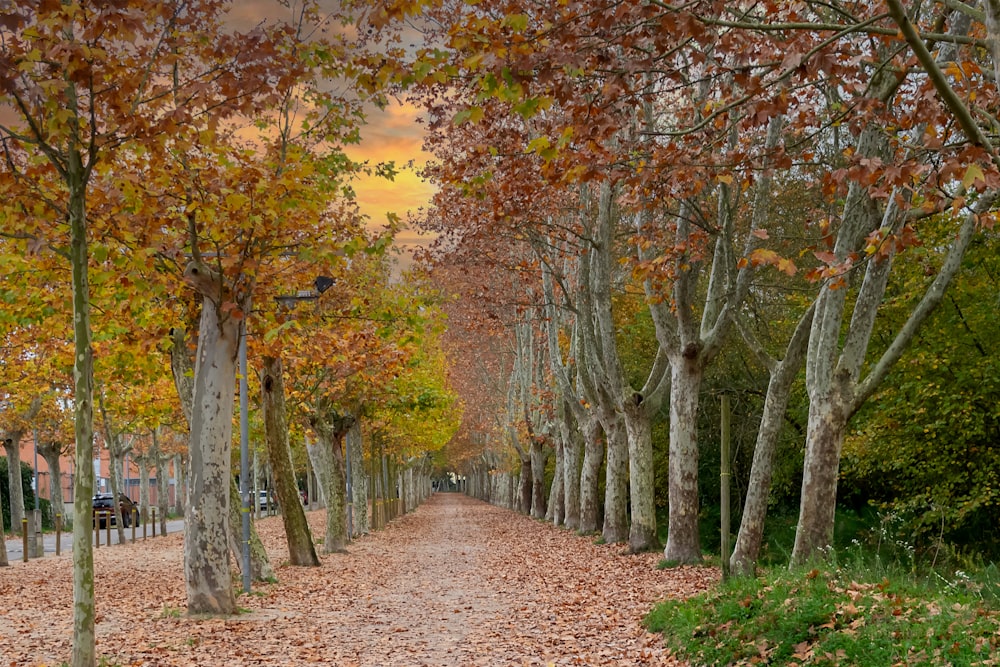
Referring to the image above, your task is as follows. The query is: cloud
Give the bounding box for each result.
[347,100,436,226]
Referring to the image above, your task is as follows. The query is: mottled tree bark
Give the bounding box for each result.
[260,356,318,566]
[662,356,703,563]
[181,262,241,614]
[578,415,603,534]
[169,325,273,583]
[310,406,352,553]
[348,423,369,534]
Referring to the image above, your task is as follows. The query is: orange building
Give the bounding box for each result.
[17,434,179,514]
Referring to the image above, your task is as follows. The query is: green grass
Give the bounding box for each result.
[645,564,1000,666]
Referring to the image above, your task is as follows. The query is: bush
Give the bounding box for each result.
[0,458,39,532]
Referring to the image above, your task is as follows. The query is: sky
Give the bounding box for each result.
[228,1,437,270]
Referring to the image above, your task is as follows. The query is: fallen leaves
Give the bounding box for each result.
[0,494,713,666]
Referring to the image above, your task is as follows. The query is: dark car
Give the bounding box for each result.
[92,493,139,528]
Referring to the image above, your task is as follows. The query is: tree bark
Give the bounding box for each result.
[601,407,629,544]
[529,439,548,519]
[169,324,274,583]
[260,355,319,566]
[546,436,564,525]
[2,437,26,532]
[173,454,184,516]
[517,453,532,514]
[137,456,151,524]
[348,422,369,534]
[1,399,41,533]
[663,355,704,564]
[38,440,66,525]
[730,308,813,576]
[182,262,241,615]
[578,414,603,534]
[561,403,582,531]
[623,398,657,552]
[309,407,351,553]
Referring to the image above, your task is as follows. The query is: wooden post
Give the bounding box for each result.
[21,518,28,562]
[32,509,42,558]
[151,508,156,537]
[95,513,101,548]
[106,512,111,547]
[55,513,62,556]
[720,393,732,582]
[131,508,137,543]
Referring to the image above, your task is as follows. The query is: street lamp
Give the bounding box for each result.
[239,324,251,594]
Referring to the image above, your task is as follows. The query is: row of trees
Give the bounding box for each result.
[1,2,458,665]
[377,0,1000,571]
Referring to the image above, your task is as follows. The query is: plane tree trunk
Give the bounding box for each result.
[260,355,319,566]
[309,403,352,553]
[169,325,274,583]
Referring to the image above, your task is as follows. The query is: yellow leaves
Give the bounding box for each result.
[526,135,551,154]
[224,191,250,210]
[962,164,985,189]
[746,248,797,276]
[453,105,484,125]
[502,14,530,32]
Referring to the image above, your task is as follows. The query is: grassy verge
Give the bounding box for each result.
[645,564,1000,666]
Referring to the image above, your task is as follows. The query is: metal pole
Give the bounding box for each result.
[345,430,353,538]
[33,429,39,512]
[239,322,252,593]
[720,393,732,581]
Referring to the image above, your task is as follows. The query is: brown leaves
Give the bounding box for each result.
[1,495,711,666]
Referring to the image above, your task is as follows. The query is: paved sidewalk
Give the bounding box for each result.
[4,517,185,561]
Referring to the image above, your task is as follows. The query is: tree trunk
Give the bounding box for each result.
[529,439,547,519]
[546,437,564,525]
[170,323,273,587]
[182,277,240,615]
[68,170,97,667]
[156,452,169,536]
[602,410,629,544]
[38,442,65,525]
[349,423,369,534]
[108,444,127,541]
[3,437,26,531]
[791,385,849,565]
[663,356,703,564]
[260,356,319,566]
[730,309,812,576]
[578,415,603,534]
[517,455,532,514]
[309,410,350,553]
[137,457,151,524]
[173,454,184,516]
[561,410,581,531]
[623,399,658,552]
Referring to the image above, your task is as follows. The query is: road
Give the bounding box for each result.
[4,515,185,561]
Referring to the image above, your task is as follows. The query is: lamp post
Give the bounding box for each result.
[239,321,251,594]
[275,276,340,525]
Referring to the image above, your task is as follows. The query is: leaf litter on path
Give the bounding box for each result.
[0,494,715,666]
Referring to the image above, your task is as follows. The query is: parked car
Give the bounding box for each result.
[258,490,271,512]
[92,493,138,528]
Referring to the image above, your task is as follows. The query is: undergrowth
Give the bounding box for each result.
[646,562,1000,666]
[648,510,1000,665]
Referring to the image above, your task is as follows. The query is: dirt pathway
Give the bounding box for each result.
[0,494,715,666]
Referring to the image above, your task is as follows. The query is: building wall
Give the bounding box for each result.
[16,434,178,512]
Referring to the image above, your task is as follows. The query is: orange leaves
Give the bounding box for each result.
[740,247,798,276]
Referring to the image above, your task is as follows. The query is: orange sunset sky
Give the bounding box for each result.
[228,1,438,266]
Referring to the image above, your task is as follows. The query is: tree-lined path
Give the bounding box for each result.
[0,494,714,666]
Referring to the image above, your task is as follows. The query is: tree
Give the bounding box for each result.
[0,1,302,654]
